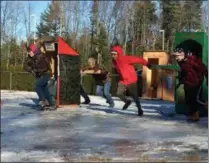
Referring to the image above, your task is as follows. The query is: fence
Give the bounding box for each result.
[0,71,143,96]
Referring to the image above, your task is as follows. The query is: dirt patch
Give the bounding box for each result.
[183,154,201,162]
[137,155,168,162]
[87,156,112,162]
[112,139,151,158]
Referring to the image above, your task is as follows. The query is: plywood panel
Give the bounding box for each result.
[162,70,175,101]
[142,51,169,99]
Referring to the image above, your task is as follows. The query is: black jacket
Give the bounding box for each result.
[24,53,51,78]
[81,65,110,85]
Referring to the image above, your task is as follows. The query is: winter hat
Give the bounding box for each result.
[172,45,190,57]
[27,43,39,55]
[172,39,202,57]
[172,47,184,54]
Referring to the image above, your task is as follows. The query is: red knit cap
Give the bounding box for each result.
[28,43,39,54]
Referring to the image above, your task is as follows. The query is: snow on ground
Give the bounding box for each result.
[1,90,208,162]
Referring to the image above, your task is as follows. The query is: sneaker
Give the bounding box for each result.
[39,101,46,107]
[49,106,57,111]
[45,99,50,106]
[109,103,115,108]
[44,105,57,111]
[38,105,45,111]
[122,100,132,110]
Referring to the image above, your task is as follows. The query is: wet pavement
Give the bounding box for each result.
[1,90,208,162]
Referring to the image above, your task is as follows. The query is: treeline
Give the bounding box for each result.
[1,0,208,71]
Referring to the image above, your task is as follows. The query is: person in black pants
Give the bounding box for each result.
[80,84,90,104]
[117,82,140,111]
[172,46,208,122]
[110,42,152,116]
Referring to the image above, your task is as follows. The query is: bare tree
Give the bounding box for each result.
[12,2,24,38]
[23,1,32,43]
[202,2,208,33]
[1,1,13,43]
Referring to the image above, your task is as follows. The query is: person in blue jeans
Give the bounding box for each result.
[95,78,114,106]
[81,57,114,107]
[24,43,56,110]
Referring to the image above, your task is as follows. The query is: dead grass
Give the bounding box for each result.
[87,156,112,162]
[183,154,201,162]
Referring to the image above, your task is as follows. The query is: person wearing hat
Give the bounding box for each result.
[172,45,208,122]
[110,43,152,116]
[24,43,56,110]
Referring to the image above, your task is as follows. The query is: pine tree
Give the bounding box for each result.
[127,1,157,54]
[96,22,109,69]
[36,1,61,37]
[160,1,182,51]
[90,0,99,54]
[183,0,203,31]
[160,0,203,51]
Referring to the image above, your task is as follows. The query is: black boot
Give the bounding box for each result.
[122,100,132,110]
[137,103,143,116]
[43,105,57,111]
[82,99,90,104]
[138,108,143,116]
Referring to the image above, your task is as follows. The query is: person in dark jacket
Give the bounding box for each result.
[81,57,115,107]
[24,43,56,110]
[172,46,208,122]
[110,44,152,116]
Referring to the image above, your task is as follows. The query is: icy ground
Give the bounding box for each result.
[1,90,208,162]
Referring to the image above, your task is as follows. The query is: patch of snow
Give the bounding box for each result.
[180,136,208,150]
[1,90,208,162]
[1,150,65,162]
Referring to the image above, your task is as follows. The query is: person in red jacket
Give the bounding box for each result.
[111,44,152,116]
[172,46,208,122]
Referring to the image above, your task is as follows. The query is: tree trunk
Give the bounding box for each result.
[124,16,128,54]
[152,38,156,50]
[131,16,134,55]
[7,43,10,70]
[143,2,146,47]
[166,40,169,52]
[22,49,25,68]
[28,1,31,42]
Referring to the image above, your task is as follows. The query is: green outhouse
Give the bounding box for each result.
[174,32,208,116]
